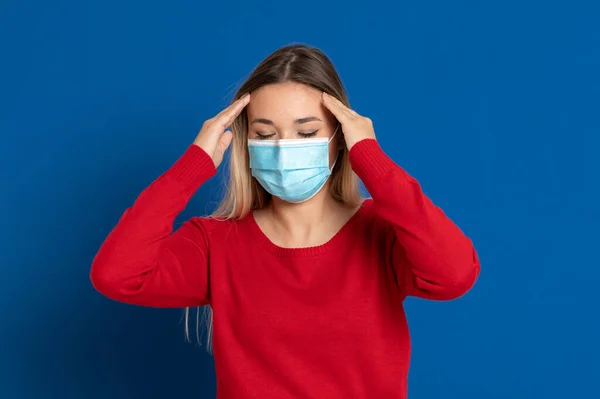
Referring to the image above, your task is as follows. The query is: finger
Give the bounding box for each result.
[217,130,234,155]
[217,93,250,126]
[331,95,361,117]
[321,92,355,122]
[215,93,249,119]
[214,93,251,128]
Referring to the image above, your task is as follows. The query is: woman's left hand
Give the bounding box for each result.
[321,92,377,150]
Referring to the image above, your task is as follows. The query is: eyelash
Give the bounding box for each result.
[256,130,318,140]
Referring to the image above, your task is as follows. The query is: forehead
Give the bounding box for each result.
[247,82,324,122]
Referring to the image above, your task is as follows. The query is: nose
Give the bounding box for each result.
[278,128,300,140]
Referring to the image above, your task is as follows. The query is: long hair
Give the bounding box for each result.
[185,43,362,353]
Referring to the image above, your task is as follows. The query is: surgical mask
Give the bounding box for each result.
[248,126,339,203]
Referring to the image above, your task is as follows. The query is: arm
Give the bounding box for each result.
[91,94,250,307]
[90,145,217,308]
[349,139,480,300]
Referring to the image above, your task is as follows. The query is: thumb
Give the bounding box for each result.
[217,129,234,158]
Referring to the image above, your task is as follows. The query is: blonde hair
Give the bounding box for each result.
[186,44,362,353]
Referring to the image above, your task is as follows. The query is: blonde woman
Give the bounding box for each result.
[91,44,480,399]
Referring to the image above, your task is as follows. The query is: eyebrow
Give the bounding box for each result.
[250,116,322,125]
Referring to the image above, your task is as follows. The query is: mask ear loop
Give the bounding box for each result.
[328,123,342,171]
[328,123,341,144]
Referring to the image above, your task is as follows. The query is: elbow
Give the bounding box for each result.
[440,261,480,300]
[90,267,143,305]
[90,244,119,298]
[413,248,481,301]
[89,253,133,303]
[89,262,121,301]
[90,256,160,307]
[437,248,481,300]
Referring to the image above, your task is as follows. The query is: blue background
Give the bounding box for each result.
[1,0,598,398]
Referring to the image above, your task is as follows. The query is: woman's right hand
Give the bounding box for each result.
[193,93,251,168]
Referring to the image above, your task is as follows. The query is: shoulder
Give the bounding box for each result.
[185,213,251,240]
[354,198,394,233]
[356,198,376,221]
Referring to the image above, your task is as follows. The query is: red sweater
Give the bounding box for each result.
[90,138,480,399]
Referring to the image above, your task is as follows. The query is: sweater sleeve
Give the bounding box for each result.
[349,139,480,300]
[90,144,217,308]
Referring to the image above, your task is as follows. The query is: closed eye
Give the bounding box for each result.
[298,130,319,138]
[256,133,276,140]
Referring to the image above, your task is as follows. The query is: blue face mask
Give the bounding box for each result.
[248,127,339,203]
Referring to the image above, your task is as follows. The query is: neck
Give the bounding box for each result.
[266,183,340,246]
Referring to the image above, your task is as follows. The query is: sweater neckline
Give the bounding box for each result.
[244,199,372,257]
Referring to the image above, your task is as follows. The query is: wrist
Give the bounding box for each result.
[348,138,399,184]
[347,136,376,151]
[168,145,217,193]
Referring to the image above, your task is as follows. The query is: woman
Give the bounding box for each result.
[91,44,480,399]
